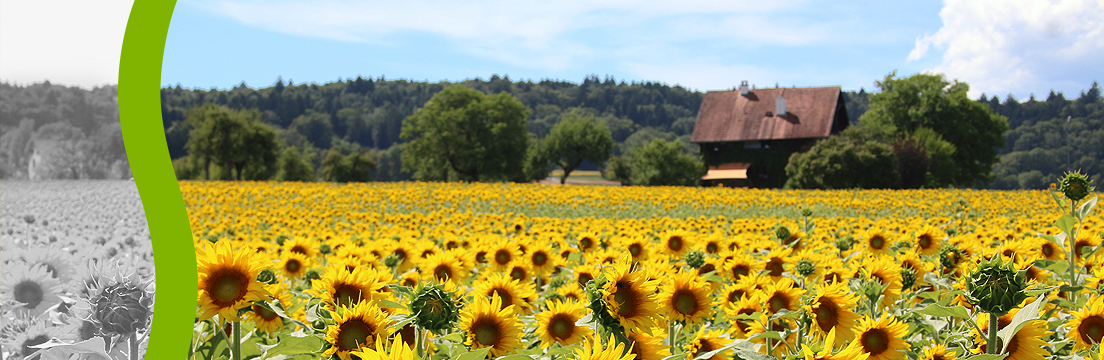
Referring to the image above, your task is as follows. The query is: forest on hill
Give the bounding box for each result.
[0,82,131,180]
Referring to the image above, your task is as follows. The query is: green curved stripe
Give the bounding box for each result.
[118,1,191,358]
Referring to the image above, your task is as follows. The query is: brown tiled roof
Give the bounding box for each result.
[690,86,842,143]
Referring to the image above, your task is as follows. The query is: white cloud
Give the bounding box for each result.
[909,0,1104,98]
[0,0,135,88]
[183,0,820,72]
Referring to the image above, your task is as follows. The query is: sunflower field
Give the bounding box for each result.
[1,181,156,360]
[182,178,1101,360]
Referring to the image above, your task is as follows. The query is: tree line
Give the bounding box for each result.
[0,82,131,180]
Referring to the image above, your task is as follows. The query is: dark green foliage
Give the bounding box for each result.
[185,104,280,180]
[624,138,705,186]
[988,81,1104,189]
[289,110,335,149]
[541,113,614,184]
[400,84,531,182]
[785,127,900,189]
[276,146,316,182]
[893,137,930,189]
[320,148,376,182]
[371,144,413,182]
[859,72,1009,187]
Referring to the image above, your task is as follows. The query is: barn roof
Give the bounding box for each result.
[690,86,842,143]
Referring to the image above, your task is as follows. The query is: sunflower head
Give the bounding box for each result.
[91,280,153,336]
[966,255,1028,316]
[408,282,461,335]
[1060,170,1094,202]
[256,269,277,284]
[796,258,816,277]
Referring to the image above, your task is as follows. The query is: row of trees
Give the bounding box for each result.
[0,82,131,180]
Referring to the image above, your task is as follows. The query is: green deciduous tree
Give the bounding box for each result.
[289,110,335,149]
[626,138,705,186]
[185,104,280,180]
[321,148,376,182]
[859,72,1008,186]
[541,113,613,184]
[400,84,530,182]
[276,146,316,181]
[785,127,900,189]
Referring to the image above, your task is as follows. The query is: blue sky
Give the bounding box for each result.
[3,0,1102,100]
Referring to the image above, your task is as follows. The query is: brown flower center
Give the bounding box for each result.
[767,293,790,313]
[510,267,527,281]
[494,249,512,265]
[672,289,699,315]
[628,243,643,257]
[667,236,684,252]
[612,282,640,318]
[251,303,279,321]
[284,259,301,274]
[548,314,575,340]
[434,264,453,280]
[207,268,248,306]
[290,245,308,255]
[490,288,513,309]
[732,264,750,279]
[766,257,784,277]
[1079,315,1104,345]
[814,300,839,332]
[917,234,933,249]
[869,235,886,250]
[14,280,44,308]
[473,318,501,347]
[22,335,50,357]
[532,251,548,267]
[333,283,363,308]
[337,319,374,351]
[860,328,889,356]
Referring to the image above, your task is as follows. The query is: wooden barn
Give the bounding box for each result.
[690,82,850,188]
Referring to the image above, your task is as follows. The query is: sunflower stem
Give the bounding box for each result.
[416,325,426,358]
[233,320,242,360]
[1069,200,1079,303]
[129,335,139,360]
[987,312,998,354]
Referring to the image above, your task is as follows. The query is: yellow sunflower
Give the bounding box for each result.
[861,230,894,257]
[921,344,956,360]
[724,295,762,339]
[309,264,388,310]
[976,319,1051,360]
[626,328,669,360]
[349,333,414,360]
[322,300,395,360]
[761,247,793,280]
[801,326,869,360]
[276,250,311,281]
[525,241,559,276]
[576,334,637,360]
[246,283,294,337]
[619,235,651,262]
[282,236,317,259]
[419,250,468,282]
[557,281,586,303]
[853,315,910,360]
[658,270,712,325]
[601,255,661,334]
[535,299,591,348]
[660,230,694,259]
[913,226,944,256]
[473,272,537,314]
[685,328,732,360]
[197,240,271,322]
[806,281,861,342]
[577,232,601,252]
[762,277,802,314]
[488,242,523,271]
[460,293,525,358]
[1069,295,1104,352]
[862,256,903,309]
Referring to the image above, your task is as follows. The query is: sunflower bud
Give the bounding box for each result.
[775,226,791,242]
[684,251,705,269]
[256,269,277,284]
[795,259,816,277]
[834,236,854,252]
[23,215,35,224]
[319,243,332,255]
[900,267,916,290]
[91,281,153,336]
[1060,170,1095,202]
[801,209,814,218]
[383,253,402,269]
[305,268,322,281]
[409,283,461,335]
[966,256,1028,316]
[940,246,964,272]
